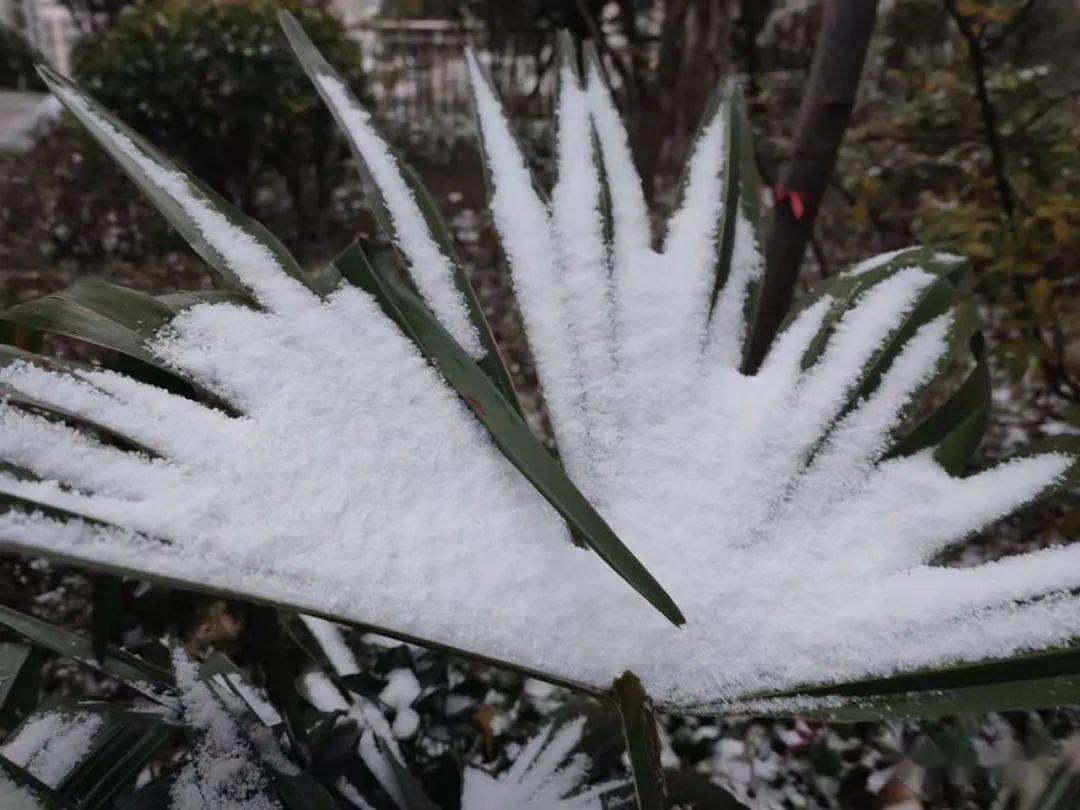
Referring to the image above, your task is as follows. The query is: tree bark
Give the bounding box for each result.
[744,0,880,372]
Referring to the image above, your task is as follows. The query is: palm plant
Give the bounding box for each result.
[0,12,1075,807]
[0,604,641,808]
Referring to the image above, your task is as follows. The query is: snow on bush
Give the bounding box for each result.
[0,29,1075,713]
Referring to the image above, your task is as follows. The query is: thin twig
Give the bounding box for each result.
[943,0,1080,403]
[1008,86,1080,138]
[985,0,1037,50]
[943,0,1017,219]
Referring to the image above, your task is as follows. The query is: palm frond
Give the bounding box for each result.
[0,23,1072,725]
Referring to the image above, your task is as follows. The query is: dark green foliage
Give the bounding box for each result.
[0,603,634,809]
[836,0,1080,408]
[72,0,365,223]
[0,643,41,732]
[0,23,44,91]
[280,11,522,413]
[613,672,666,810]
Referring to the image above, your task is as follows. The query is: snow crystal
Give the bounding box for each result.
[170,649,279,810]
[379,669,421,739]
[465,51,596,486]
[315,75,482,356]
[2,64,1077,711]
[1,711,103,787]
[300,616,359,677]
[0,773,44,810]
[461,719,619,810]
[49,84,312,316]
[846,246,921,276]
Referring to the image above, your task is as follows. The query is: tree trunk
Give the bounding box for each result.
[744,0,880,373]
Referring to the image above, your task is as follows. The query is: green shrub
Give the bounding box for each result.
[72,0,365,228]
[0,23,44,91]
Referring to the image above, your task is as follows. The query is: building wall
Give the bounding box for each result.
[329,0,381,28]
[2,0,78,74]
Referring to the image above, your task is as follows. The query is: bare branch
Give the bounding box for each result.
[745,0,880,372]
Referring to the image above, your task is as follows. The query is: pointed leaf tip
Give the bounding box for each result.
[555,30,580,79]
[277,9,307,48]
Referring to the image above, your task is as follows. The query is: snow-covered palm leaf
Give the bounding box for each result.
[0,21,1076,721]
[25,62,681,628]
[0,706,175,809]
[461,718,622,809]
[0,603,346,810]
[351,709,622,810]
[0,611,181,808]
[0,604,175,706]
[169,648,289,810]
[278,12,519,412]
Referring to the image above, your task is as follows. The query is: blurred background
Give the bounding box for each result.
[0,0,1078,806]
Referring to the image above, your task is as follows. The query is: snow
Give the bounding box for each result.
[1,711,103,787]
[215,673,282,729]
[299,669,409,766]
[461,719,620,809]
[846,246,922,276]
[1,59,1077,712]
[844,247,967,278]
[315,74,481,356]
[550,60,618,488]
[379,669,421,739]
[335,778,376,810]
[358,730,408,808]
[301,616,360,676]
[170,649,280,810]
[706,209,765,367]
[466,51,592,482]
[0,772,43,810]
[663,94,734,362]
[50,83,313,317]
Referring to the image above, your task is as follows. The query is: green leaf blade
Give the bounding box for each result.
[0,604,176,699]
[333,242,685,627]
[36,65,317,300]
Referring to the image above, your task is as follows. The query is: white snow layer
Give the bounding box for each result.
[461,719,619,809]
[48,84,311,317]
[169,649,280,810]
[314,75,483,357]
[1,711,103,787]
[301,615,360,677]
[0,772,44,810]
[2,66,1077,711]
